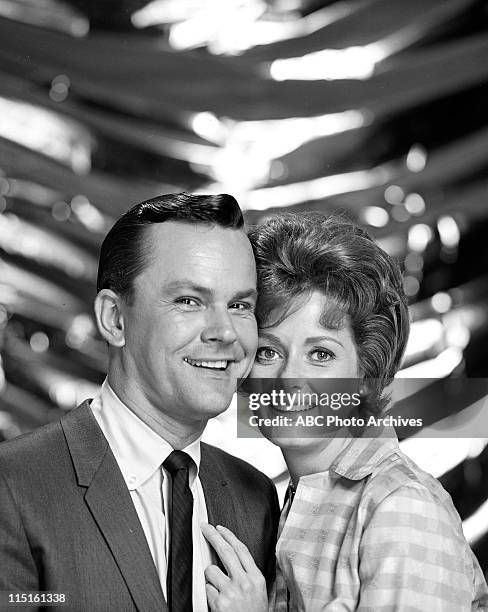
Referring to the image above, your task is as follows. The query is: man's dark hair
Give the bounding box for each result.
[97,192,244,302]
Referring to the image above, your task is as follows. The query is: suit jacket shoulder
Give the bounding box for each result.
[0,403,165,612]
[202,441,276,489]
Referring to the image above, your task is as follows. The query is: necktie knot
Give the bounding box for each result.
[163,450,194,475]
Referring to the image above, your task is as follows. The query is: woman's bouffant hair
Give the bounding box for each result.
[248,212,410,415]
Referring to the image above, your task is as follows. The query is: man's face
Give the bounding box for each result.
[119,221,257,426]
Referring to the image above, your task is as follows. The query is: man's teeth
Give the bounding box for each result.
[184,358,228,369]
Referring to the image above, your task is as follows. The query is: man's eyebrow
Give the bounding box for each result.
[162,280,213,296]
[232,289,258,302]
[162,281,257,302]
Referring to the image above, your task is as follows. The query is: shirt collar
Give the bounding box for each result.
[328,425,399,480]
[90,379,201,490]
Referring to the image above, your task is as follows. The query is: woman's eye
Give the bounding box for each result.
[256,347,281,362]
[309,348,334,362]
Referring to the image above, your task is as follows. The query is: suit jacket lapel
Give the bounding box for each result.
[62,402,167,612]
[200,444,240,534]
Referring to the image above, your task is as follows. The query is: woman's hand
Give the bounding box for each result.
[201,522,268,612]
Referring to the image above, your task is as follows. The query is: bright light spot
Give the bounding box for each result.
[30,331,49,353]
[391,205,410,222]
[384,185,404,205]
[0,213,97,279]
[66,314,95,348]
[404,252,424,273]
[361,206,389,228]
[71,196,107,232]
[270,160,287,180]
[50,381,77,409]
[133,0,355,55]
[132,0,197,26]
[210,110,372,191]
[225,110,369,162]
[49,379,100,410]
[406,143,427,172]
[404,193,426,216]
[437,215,460,249]
[191,112,227,144]
[468,439,487,459]
[446,322,470,349]
[404,318,443,358]
[408,224,433,252]
[52,201,71,222]
[431,292,452,314]
[0,2,88,37]
[0,97,91,174]
[270,44,385,81]
[49,74,70,103]
[0,283,18,306]
[0,177,9,196]
[167,0,265,53]
[398,347,463,378]
[403,275,420,297]
[243,166,390,210]
[401,437,475,479]
[212,147,270,193]
[464,496,488,545]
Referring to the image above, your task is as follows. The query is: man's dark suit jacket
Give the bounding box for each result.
[0,401,279,612]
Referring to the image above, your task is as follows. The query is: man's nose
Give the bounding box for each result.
[201,308,238,344]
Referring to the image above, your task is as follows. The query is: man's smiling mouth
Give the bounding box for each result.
[184,358,230,371]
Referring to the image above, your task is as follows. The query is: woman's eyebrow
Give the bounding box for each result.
[305,335,345,348]
[257,331,284,346]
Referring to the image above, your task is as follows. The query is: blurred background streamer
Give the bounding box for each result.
[0,0,487,573]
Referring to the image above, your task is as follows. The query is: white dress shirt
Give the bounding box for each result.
[90,380,212,612]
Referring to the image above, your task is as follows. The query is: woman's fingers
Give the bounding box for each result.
[215,525,263,577]
[205,564,231,592]
[202,522,268,612]
[201,522,245,578]
[205,583,220,611]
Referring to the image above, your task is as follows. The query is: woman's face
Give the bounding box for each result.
[250,290,360,380]
[248,290,362,450]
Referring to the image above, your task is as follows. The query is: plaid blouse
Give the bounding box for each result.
[270,428,488,611]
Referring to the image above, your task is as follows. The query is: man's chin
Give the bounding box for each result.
[194,391,235,419]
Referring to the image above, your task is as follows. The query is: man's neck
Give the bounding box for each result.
[107,376,206,450]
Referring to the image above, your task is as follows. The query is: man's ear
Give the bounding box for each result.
[94,289,126,347]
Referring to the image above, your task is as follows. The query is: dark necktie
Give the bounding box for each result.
[283,482,296,611]
[163,450,194,612]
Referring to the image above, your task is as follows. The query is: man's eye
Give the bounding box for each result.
[309,348,334,362]
[229,302,253,311]
[176,297,199,306]
[256,347,281,362]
